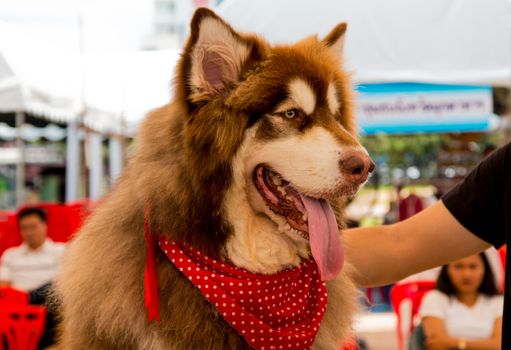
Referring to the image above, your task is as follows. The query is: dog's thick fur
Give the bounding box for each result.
[55,9,371,349]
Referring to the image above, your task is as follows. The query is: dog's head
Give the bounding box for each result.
[139,8,373,278]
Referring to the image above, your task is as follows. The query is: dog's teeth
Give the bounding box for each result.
[302,213,307,221]
[277,186,286,195]
[290,227,308,240]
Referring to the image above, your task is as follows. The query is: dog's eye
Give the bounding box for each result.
[283,109,297,119]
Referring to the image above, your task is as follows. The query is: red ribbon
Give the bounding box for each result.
[144,205,160,322]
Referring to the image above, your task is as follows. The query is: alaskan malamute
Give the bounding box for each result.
[56,8,374,350]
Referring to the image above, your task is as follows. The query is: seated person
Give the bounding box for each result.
[417,252,502,350]
[0,207,65,349]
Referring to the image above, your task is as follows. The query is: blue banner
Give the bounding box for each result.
[355,83,498,134]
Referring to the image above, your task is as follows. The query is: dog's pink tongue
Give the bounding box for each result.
[301,196,344,281]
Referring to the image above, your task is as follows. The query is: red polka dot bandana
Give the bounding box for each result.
[159,238,328,350]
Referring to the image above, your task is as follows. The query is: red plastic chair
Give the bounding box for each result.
[499,245,506,291]
[0,305,47,350]
[390,281,436,350]
[0,211,20,257]
[0,287,29,306]
[0,288,30,350]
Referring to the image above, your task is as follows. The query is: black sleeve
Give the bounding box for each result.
[442,142,511,248]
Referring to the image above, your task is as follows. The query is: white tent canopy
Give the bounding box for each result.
[0,21,79,122]
[3,1,511,135]
[80,50,180,134]
[217,0,511,87]
[0,21,180,134]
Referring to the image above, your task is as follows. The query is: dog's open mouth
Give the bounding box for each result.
[253,164,344,280]
[253,165,309,237]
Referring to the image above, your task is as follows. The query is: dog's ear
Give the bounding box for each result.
[184,8,251,102]
[322,23,347,59]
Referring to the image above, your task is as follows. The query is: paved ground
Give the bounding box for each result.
[354,312,398,350]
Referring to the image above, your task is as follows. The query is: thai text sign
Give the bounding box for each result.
[356,83,496,134]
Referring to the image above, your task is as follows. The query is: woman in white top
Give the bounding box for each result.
[418,252,503,350]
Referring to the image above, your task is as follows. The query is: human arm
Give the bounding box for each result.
[343,200,490,287]
[423,316,502,350]
[344,142,510,287]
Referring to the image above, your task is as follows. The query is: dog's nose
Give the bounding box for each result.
[339,152,375,185]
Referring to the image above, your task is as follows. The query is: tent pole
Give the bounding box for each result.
[88,132,103,200]
[15,111,25,207]
[65,120,80,202]
[108,135,123,186]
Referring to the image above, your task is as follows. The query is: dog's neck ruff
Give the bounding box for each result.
[158,238,328,350]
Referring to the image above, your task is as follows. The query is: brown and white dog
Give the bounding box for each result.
[55,8,374,350]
